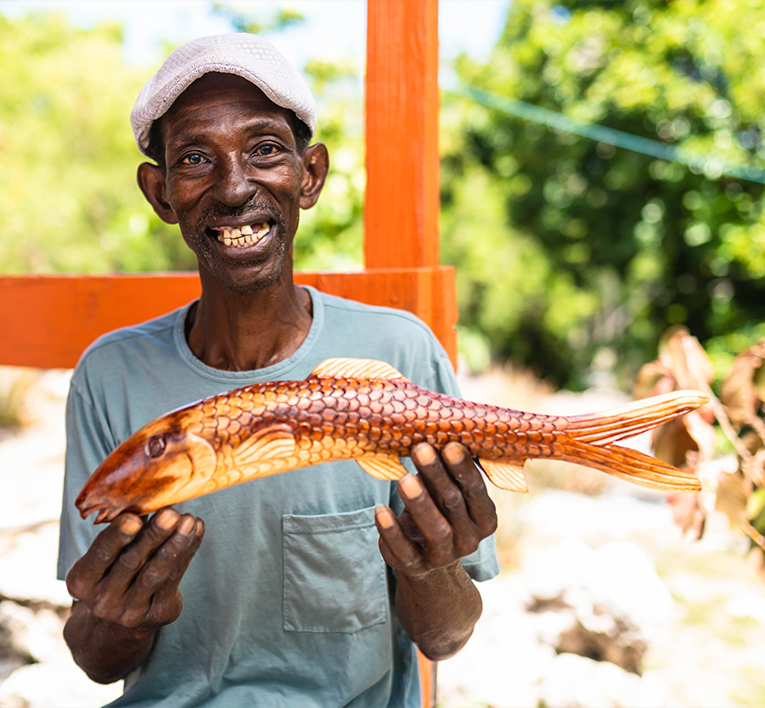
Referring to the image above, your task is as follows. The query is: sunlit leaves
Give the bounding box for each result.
[442,0,765,387]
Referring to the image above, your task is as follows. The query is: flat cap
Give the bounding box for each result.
[131,33,316,157]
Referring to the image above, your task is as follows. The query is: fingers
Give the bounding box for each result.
[413,443,497,544]
[439,443,497,536]
[101,510,183,596]
[374,505,424,576]
[375,443,498,577]
[67,508,205,630]
[66,513,145,601]
[143,520,205,623]
[125,513,196,598]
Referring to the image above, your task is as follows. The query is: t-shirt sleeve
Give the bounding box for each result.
[57,380,115,581]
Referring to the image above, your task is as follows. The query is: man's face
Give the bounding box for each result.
[150,73,318,293]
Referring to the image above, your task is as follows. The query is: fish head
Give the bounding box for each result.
[75,411,218,523]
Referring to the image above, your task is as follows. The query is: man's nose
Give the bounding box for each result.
[212,157,256,207]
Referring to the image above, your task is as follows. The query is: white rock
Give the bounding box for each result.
[0,526,71,607]
[523,538,673,641]
[437,573,555,708]
[539,653,668,708]
[0,601,64,664]
[0,659,122,708]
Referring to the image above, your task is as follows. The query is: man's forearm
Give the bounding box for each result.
[64,602,156,684]
[395,560,483,661]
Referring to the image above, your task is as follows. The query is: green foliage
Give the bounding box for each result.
[441,0,765,388]
[0,8,364,277]
[294,58,364,271]
[211,2,305,35]
[0,11,198,274]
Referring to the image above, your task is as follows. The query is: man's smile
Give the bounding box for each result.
[206,221,272,249]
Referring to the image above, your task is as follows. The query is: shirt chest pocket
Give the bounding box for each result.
[282,507,389,633]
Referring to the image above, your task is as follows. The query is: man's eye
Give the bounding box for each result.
[255,144,278,156]
[182,153,205,165]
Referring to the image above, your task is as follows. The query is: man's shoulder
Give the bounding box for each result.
[72,306,185,385]
[315,289,438,342]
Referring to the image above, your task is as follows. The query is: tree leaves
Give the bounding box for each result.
[442,0,765,386]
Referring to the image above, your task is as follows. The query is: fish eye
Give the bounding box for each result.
[145,435,167,458]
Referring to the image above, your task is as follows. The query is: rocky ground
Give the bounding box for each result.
[0,367,764,707]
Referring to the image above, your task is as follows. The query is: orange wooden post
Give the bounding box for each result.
[366,2,442,706]
[365,0,440,269]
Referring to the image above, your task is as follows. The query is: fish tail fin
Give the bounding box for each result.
[566,391,708,445]
[558,390,708,492]
[558,439,701,492]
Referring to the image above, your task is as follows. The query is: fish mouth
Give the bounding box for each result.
[76,497,125,524]
[205,220,273,249]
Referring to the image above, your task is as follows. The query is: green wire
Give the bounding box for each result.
[447,83,765,185]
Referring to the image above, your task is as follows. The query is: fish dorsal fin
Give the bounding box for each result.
[233,425,296,468]
[311,358,410,382]
[357,454,409,481]
[478,458,529,493]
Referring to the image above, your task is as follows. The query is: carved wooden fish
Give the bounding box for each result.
[76,358,707,523]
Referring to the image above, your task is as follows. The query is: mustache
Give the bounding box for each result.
[198,198,279,229]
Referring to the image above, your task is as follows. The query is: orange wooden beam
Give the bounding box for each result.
[0,271,456,371]
[365,0,440,269]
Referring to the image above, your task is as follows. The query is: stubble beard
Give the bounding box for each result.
[188,199,294,294]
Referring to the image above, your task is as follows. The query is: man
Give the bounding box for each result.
[58,33,499,707]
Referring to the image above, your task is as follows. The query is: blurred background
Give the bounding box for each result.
[1,1,765,706]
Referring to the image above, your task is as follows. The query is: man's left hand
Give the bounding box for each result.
[375,442,497,578]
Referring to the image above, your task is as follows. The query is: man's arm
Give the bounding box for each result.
[64,509,204,684]
[375,442,497,660]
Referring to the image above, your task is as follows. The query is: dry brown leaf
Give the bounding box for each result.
[658,326,714,392]
[652,417,697,468]
[633,361,673,401]
[715,470,749,529]
[720,347,765,430]
[742,448,765,487]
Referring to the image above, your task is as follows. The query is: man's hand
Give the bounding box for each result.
[64,508,204,683]
[374,442,497,660]
[375,442,497,577]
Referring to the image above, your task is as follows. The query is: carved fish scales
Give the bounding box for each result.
[76,358,709,523]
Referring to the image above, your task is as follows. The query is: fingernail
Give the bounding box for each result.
[195,519,205,535]
[121,516,142,536]
[444,443,464,465]
[400,474,422,499]
[177,516,195,536]
[375,505,394,529]
[414,444,437,466]
[156,509,179,530]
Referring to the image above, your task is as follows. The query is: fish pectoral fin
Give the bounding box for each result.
[477,458,529,492]
[310,358,410,382]
[233,425,297,468]
[357,454,409,481]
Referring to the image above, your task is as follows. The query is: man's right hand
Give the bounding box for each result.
[64,508,204,683]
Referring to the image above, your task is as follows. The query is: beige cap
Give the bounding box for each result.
[130,33,316,157]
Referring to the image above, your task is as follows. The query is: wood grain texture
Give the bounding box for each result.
[365,0,440,269]
[0,269,457,369]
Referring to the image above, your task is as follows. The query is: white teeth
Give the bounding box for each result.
[215,222,270,247]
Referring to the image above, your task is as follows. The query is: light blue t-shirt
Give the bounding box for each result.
[58,287,500,708]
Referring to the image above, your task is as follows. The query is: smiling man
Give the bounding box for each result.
[58,33,499,707]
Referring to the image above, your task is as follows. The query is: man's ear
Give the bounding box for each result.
[299,143,329,210]
[137,162,179,224]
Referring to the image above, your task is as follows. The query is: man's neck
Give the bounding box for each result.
[185,268,313,372]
